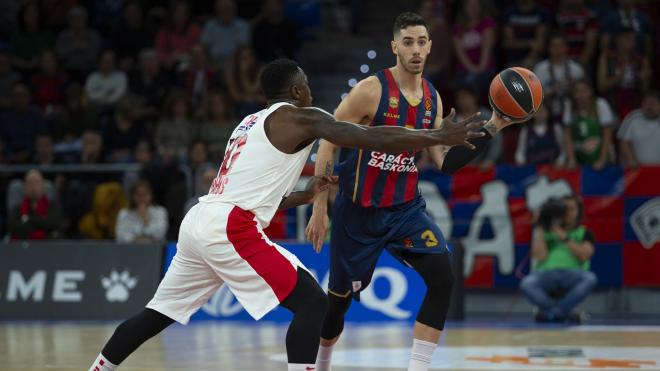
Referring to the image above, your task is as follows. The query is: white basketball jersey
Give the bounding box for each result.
[199,102,314,227]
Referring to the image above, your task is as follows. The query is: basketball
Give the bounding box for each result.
[488,67,543,121]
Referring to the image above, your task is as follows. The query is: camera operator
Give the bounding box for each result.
[520,194,598,323]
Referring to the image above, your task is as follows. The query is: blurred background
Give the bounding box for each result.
[0,0,659,325]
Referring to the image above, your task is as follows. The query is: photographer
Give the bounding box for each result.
[520,195,597,323]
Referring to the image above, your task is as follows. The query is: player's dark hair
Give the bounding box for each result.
[260,58,301,100]
[393,12,428,37]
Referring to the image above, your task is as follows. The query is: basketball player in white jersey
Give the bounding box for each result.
[89,59,485,371]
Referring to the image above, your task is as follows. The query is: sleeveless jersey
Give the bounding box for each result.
[338,69,438,208]
[200,102,314,227]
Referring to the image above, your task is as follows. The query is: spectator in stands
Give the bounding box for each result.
[33,133,55,165]
[252,0,301,62]
[0,83,45,164]
[0,50,22,108]
[55,6,101,80]
[197,90,236,160]
[181,44,218,110]
[79,182,127,239]
[555,0,598,68]
[155,91,192,161]
[85,50,128,108]
[502,0,549,68]
[534,33,586,122]
[53,83,97,148]
[112,2,154,71]
[597,28,651,119]
[116,179,168,244]
[601,0,653,56]
[201,0,250,67]
[515,102,565,165]
[454,86,501,168]
[452,0,497,95]
[520,195,597,323]
[11,2,53,73]
[618,90,660,167]
[80,130,104,164]
[563,80,616,170]
[225,45,266,117]
[8,169,61,240]
[187,139,213,193]
[183,166,215,214]
[155,1,201,69]
[418,0,452,90]
[103,98,144,162]
[130,49,172,122]
[30,50,68,115]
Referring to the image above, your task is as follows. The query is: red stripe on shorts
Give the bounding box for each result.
[226,207,297,302]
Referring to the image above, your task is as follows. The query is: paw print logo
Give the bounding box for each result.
[101,270,137,302]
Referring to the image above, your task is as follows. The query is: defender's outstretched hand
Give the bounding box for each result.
[304,175,338,203]
[433,108,487,149]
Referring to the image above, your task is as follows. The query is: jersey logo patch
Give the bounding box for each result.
[389,97,399,109]
[425,98,433,111]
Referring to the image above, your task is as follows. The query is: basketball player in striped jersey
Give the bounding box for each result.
[88,59,486,371]
[306,13,523,371]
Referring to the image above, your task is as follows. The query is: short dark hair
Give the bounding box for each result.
[393,12,427,37]
[260,58,301,100]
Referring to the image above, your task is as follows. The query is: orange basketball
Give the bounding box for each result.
[488,67,543,121]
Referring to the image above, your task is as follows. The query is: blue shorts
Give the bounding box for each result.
[328,192,449,298]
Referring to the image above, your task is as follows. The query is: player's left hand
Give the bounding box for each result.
[304,175,339,202]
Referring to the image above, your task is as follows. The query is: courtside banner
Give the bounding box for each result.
[0,242,162,320]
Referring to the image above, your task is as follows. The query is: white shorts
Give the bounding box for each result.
[146,202,306,324]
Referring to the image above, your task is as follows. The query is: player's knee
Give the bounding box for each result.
[321,294,351,340]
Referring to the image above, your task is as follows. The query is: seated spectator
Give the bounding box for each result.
[84,50,128,108]
[103,98,145,162]
[30,50,68,115]
[515,102,565,166]
[597,28,651,119]
[130,49,173,121]
[80,130,104,164]
[11,2,53,73]
[563,80,616,170]
[111,2,154,71]
[196,90,237,161]
[201,0,250,67]
[0,50,22,109]
[181,44,219,110]
[33,133,55,165]
[454,87,501,168]
[502,0,549,68]
[183,166,216,214]
[252,0,301,62]
[116,179,168,244]
[53,83,98,148]
[225,46,266,117]
[452,0,497,95]
[8,169,61,240]
[55,6,101,80]
[555,0,598,68]
[520,195,597,323]
[187,139,213,191]
[79,182,127,239]
[155,91,193,160]
[600,0,653,56]
[0,83,45,164]
[155,1,201,69]
[617,90,660,167]
[534,34,585,122]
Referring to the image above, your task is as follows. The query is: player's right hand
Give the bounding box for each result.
[306,210,329,253]
[433,108,486,149]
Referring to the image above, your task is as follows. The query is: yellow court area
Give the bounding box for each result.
[2,321,660,370]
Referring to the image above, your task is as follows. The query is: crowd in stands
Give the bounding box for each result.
[0,0,658,241]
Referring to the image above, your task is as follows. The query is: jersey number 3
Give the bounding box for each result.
[209,135,248,195]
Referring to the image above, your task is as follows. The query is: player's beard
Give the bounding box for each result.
[398,54,424,75]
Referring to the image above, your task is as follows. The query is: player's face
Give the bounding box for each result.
[392,26,431,75]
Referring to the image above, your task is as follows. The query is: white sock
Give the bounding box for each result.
[407,339,437,371]
[315,344,334,371]
[89,353,118,371]
[288,363,316,371]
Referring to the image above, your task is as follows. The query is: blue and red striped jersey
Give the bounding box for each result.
[338,69,438,208]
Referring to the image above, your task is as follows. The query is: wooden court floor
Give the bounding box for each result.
[1,321,660,370]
